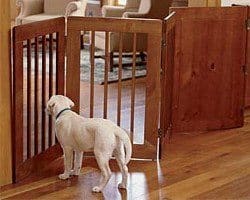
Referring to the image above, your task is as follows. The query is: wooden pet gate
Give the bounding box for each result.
[12,16,162,182]
[11,6,249,183]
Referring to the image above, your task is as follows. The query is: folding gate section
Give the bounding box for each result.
[161,6,248,139]
[66,17,162,160]
[12,17,65,182]
[246,6,250,107]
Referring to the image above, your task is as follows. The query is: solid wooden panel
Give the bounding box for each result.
[169,7,247,132]
[66,30,81,113]
[246,7,250,107]
[13,145,63,184]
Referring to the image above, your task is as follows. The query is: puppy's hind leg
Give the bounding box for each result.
[92,153,112,193]
[114,142,128,189]
[70,150,83,176]
[59,146,73,180]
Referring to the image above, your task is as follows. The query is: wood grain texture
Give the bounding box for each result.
[14,18,65,42]
[246,7,250,107]
[117,32,123,126]
[130,33,137,135]
[168,7,247,133]
[55,30,66,95]
[144,33,162,151]
[66,30,81,113]
[67,17,162,34]
[41,36,46,151]
[12,37,24,181]
[1,109,250,199]
[26,39,32,158]
[90,31,95,118]
[188,0,221,7]
[103,32,109,119]
[34,37,39,155]
[0,0,12,186]
[160,12,176,155]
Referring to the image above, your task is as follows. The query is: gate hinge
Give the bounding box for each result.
[158,128,163,138]
[242,65,248,75]
[246,19,250,30]
[161,39,166,47]
[160,67,163,75]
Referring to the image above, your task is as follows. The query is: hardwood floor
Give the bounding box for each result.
[1,109,250,199]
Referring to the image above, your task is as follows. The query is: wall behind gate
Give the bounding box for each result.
[0,0,12,186]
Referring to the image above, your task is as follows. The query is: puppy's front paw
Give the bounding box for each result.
[58,173,70,180]
[70,170,80,176]
[92,186,102,193]
[118,183,127,189]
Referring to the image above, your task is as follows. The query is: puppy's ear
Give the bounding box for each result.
[46,101,56,115]
[67,97,75,108]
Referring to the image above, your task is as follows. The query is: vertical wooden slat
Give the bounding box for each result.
[245,7,250,107]
[55,29,65,143]
[66,28,81,113]
[130,33,137,141]
[90,31,95,118]
[56,29,65,95]
[48,34,53,147]
[103,32,109,119]
[41,36,46,151]
[26,39,31,158]
[34,37,39,155]
[117,32,123,126]
[12,30,24,181]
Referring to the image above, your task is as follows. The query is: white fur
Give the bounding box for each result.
[46,95,132,192]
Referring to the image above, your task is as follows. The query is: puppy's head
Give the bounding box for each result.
[46,95,74,115]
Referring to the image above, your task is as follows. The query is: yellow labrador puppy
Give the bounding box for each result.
[46,95,132,192]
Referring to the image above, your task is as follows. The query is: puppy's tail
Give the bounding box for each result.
[115,128,132,165]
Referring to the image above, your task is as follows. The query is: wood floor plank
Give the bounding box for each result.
[1,92,249,200]
[190,175,250,199]
[0,167,96,199]
[143,157,250,199]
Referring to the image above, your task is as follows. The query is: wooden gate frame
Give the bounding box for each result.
[66,17,162,159]
[12,18,65,182]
